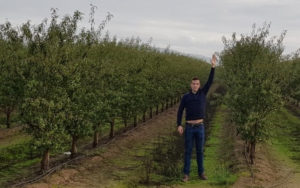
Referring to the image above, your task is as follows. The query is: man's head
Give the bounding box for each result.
[190,76,200,93]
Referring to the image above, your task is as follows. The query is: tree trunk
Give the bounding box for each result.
[71,135,78,158]
[93,131,99,148]
[109,119,115,138]
[249,141,256,164]
[134,115,137,127]
[166,99,169,109]
[124,118,128,127]
[41,148,50,171]
[246,140,250,153]
[150,107,153,119]
[249,123,258,164]
[156,105,159,115]
[6,109,11,129]
[123,118,128,132]
[161,103,164,112]
[143,111,146,122]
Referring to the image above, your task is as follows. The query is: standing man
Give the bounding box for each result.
[177,54,216,182]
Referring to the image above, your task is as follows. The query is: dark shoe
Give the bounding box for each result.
[199,173,208,180]
[181,174,189,182]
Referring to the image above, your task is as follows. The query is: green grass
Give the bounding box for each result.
[0,132,30,149]
[172,104,238,187]
[267,106,300,170]
[0,158,40,186]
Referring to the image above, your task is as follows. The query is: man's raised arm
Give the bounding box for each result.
[202,54,217,95]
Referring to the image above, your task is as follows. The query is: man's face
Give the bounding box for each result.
[190,80,200,92]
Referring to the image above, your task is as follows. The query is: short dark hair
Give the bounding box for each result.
[191,76,200,81]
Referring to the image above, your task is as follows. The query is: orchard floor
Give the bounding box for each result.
[18,103,300,188]
[22,105,182,188]
[232,104,300,188]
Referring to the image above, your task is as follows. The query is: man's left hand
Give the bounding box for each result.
[211,54,217,68]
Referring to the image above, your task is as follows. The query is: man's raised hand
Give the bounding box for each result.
[211,53,217,68]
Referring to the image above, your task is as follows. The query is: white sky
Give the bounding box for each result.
[0,0,299,58]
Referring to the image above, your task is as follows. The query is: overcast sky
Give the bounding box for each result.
[0,0,299,58]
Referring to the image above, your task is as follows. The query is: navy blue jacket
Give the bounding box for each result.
[177,67,215,126]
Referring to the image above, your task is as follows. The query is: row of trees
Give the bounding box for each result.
[0,8,212,171]
[284,50,300,104]
[219,22,299,164]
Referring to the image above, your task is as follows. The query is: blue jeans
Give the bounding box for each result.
[183,122,205,175]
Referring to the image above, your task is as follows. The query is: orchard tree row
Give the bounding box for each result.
[283,50,300,105]
[219,22,300,164]
[0,9,212,171]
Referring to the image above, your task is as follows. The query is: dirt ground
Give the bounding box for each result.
[22,105,179,188]
[232,130,300,188]
[17,103,300,188]
[0,125,23,140]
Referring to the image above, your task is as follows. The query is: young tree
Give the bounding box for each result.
[0,22,26,128]
[20,11,71,171]
[220,22,287,164]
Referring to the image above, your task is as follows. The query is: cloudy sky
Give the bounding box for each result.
[0,0,299,58]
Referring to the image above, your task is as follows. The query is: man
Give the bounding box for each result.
[177,53,216,182]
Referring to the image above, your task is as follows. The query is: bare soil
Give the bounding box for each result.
[22,105,179,188]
